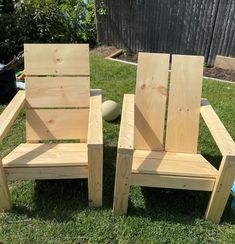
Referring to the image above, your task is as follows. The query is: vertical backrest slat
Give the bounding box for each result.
[165,55,204,153]
[134,53,170,150]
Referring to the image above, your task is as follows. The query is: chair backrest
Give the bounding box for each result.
[24,44,90,142]
[134,53,204,154]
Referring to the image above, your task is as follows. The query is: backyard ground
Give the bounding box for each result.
[91,46,235,82]
[0,54,235,243]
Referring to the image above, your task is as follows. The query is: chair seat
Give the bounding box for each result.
[132,150,218,178]
[2,143,88,168]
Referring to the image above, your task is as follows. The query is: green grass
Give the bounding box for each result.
[0,54,235,243]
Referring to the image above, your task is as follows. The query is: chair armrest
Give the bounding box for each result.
[118,94,134,153]
[87,89,103,147]
[200,98,235,156]
[0,91,25,143]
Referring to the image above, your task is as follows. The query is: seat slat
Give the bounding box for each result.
[132,150,218,178]
[2,143,88,167]
[134,53,170,150]
[26,109,89,141]
[165,55,204,153]
[24,44,89,76]
[26,77,90,108]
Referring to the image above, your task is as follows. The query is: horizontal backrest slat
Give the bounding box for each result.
[26,77,90,108]
[24,44,89,76]
[134,53,170,150]
[165,55,204,153]
[26,109,88,141]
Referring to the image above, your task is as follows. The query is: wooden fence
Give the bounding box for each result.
[95,0,235,66]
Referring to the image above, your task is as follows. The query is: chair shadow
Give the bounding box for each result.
[127,153,235,224]
[11,145,117,222]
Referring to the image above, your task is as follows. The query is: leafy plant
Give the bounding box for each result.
[0,0,97,62]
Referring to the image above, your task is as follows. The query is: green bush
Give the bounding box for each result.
[0,0,96,62]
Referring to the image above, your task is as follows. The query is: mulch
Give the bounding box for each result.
[91,46,235,82]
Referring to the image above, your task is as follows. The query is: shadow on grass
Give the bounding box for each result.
[10,150,235,224]
[127,153,235,224]
[11,145,117,222]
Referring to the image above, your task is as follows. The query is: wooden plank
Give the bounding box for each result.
[0,91,25,142]
[130,173,215,191]
[24,44,89,76]
[107,49,123,58]
[214,55,235,70]
[88,145,103,207]
[87,91,103,147]
[134,53,170,150]
[132,150,218,178]
[118,94,134,153]
[205,155,235,223]
[113,152,133,215]
[200,99,235,156]
[0,160,11,212]
[4,166,88,180]
[26,77,90,108]
[165,55,204,153]
[26,109,89,141]
[2,143,88,167]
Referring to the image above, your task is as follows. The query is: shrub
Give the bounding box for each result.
[0,0,96,62]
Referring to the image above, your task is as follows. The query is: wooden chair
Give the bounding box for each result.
[113,53,235,223]
[0,44,103,211]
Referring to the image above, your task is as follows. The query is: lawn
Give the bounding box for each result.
[0,54,235,243]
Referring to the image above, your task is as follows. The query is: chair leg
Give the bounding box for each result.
[88,145,103,207]
[205,155,235,223]
[0,160,12,212]
[113,151,133,215]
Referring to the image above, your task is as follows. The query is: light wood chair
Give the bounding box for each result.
[0,44,103,211]
[113,53,235,223]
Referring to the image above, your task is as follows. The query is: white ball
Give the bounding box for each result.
[102,100,121,121]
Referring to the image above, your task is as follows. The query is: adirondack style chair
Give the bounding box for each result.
[113,53,235,223]
[0,44,103,211]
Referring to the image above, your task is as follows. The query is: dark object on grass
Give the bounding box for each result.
[0,51,24,103]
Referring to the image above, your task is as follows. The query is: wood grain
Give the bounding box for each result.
[134,53,170,150]
[165,55,204,153]
[130,174,215,191]
[113,152,133,215]
[0,160,11,211]
[0,91,25,142]
[2,143,88,167]
[26,109,89,141]
[26,76,90,108]
[87,91,103,147]
[24,44,89,76]
[118,94,134,153]
[205,155,235,223]
[200,99,235,156]
[5,166,88,180]
[132,150,217,178]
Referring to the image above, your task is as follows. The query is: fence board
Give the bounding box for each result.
[96,0,235,65]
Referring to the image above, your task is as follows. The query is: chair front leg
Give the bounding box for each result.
[0,159,12,211]
[205,155,235,223]
[113,151,133,215]
[88,145,103,207]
